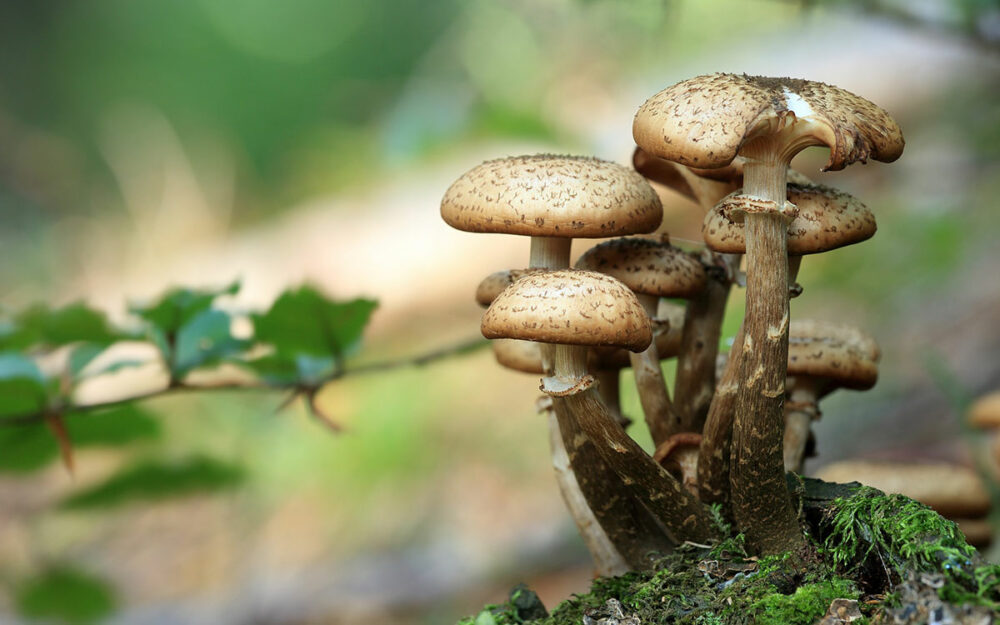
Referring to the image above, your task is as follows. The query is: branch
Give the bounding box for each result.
[0,337,489,427]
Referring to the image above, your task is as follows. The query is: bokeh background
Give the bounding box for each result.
[1,0,999,623]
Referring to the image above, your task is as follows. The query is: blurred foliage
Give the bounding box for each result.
[15,566,117,625]
[60,455,245,510]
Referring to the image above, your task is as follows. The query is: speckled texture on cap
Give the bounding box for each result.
[704,183,876,255]
[575,237,707,298]
[441,154,663,237]
[787,319,880,389]
[815,461,991,519]
[633,74,905,171]
[475,268,544,307]
[481,269,652,352]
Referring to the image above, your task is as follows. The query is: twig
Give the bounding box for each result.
[0,337,489,427]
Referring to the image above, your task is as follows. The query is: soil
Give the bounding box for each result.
[457,478,999,625]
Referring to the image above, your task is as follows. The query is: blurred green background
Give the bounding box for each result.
[1,0,999,623]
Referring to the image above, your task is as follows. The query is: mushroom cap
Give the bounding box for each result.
[591,300,684,368]
[441,154,663,238]
[955,517,994,549]
[481,269,652,352]
[633,73,905,171]
[491,338,544,375]
[704,183,876,255]
[788,320,880,390]
[475,268,543,308]
[575,237,707,298]
[815,460,991,519]
[969,391,1000,429]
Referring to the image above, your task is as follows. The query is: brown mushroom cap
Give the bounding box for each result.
[815,460,991,518]
[633,73,905,172]
[491,338,544,375]
[441,154,663,238]
[481,269,652,352]
[969,391,1000,429]
[704,183,876,255]
[591,301,684,368]
[788,320,880,390]
[955,517,994,549]
[475,269,544,308]
[575,237,707,299]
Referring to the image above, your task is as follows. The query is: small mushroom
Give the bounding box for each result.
[783,320,880,472]
[653,432,703,496]
[576,237,707,446]
[968,391,1000,479]
[483,269,715,544]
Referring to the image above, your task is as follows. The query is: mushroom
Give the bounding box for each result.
[575,237,707,446]
[782,320,880,472]
[653,432,703,496]
[482,270,716,544]
[443,156,671,570]
[634,74,904,553]
[969,391,1000,479]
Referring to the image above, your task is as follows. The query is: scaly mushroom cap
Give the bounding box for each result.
[475,268,544,308]
[575,237,707,299]
[704,183,876,255]
[481,269,652,353]
[788,320,880,390]
[815,460,991,518]
[591,300,684,368]
[491,338,545,375]
[633,73,905,171]
[969,391,1000,429]
[441,154,663,237]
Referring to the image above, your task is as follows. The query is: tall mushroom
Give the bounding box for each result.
[482,270,716,544]
[634,73,904,553]
[575,237,707,446]
[442,155,672,569]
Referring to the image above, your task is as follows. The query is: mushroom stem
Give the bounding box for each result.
[543,403,630,576]
[548,344,716,543]
[729,146,804,554]
[697,322,744,515]
[529,236,572,270]
[788,255,803,297]
[673,254,733,433]
[549,398,675,569]
[628,293,679,446]
[595,368,628,427]
[783,379,821,473]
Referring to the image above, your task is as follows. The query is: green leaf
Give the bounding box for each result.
[60,456,245,509]
[0,403,162,473]
[16,565,116,624]
[253,286,377,360]
[0,352,49,418]
[0,423,59,472]
[67,404,162,446]
[131,281,240,334]
[172,309,248,375]
[4,302,123,350]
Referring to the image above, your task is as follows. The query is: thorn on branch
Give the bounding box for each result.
[44,412,75,476]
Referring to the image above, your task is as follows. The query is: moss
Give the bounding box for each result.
[822,486,1000,610]
[455,483,997,624]
[745,578,859,625]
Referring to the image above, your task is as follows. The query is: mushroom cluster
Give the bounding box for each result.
[441,73,906,569]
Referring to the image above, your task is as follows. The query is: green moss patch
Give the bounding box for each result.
[456,480,1000,624]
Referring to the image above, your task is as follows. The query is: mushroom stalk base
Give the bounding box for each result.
[545,407,630,576]
[629,294,678,446]
[551,345,716,544]
[729,150,804,554]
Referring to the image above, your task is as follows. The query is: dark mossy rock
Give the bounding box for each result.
[457,479,1000,625]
